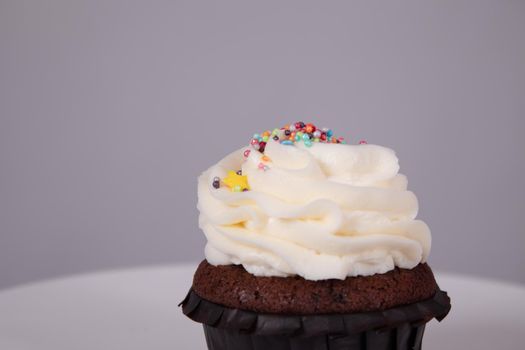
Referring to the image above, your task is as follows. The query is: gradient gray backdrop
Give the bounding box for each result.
[1,0,524,289]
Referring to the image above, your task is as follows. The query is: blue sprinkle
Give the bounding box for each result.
[253,133,260,139]
[326,129,333,137]
[281,140,294,145]
[304,140,313,147]
[302,134,310,141]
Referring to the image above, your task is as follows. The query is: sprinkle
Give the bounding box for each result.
[223,171,250,192]
[302,133,310,141]
[281,140,294,145]
[306,124,315,134]
[304,140,312,147]
[253,133,260,139]
[313,130,321,138]
[212,177,220,189]
[243,149,251,158]
[258,162,269,171]
[236,170,242,175]
[261,155,271,162]
[262,135,269,142]
[359,140,368,144]
[259,141,267,152]
[232,185,242,192]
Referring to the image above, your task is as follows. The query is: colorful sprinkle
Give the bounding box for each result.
[359,140,368,144]
[212,177,220,189]
[258,162,270,171]
[243,149,251,158]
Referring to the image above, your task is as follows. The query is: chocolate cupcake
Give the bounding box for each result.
[182,122,450,350]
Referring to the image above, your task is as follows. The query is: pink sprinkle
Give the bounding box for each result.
[258,162,269,171]
[243,149,251,158]
[359,140,368,144]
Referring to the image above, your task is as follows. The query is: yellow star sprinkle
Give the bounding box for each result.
[222,171,250,192]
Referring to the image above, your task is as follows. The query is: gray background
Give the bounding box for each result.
[1,0,524,290]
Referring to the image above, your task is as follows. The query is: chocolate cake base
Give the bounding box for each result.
[192,260,438,314]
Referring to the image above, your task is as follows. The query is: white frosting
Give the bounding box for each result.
[198,140,431,280]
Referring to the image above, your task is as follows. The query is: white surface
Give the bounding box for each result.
[0,264,524,350]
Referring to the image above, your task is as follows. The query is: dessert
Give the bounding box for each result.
[181,122,450,350]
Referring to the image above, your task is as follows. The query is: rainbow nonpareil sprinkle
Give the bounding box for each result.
[249,122,357,153]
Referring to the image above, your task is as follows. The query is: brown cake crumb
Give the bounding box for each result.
[192,260,437,315]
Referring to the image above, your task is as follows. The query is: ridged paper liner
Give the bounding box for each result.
[180,288,450,350]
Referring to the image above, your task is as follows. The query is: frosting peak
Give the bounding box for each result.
[197,124,431,280]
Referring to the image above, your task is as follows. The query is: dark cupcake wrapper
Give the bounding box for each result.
[180,288,450,350]
[202,323,426,350]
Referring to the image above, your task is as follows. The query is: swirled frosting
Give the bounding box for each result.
[198,139,431,280]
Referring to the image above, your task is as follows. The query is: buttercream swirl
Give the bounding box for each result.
[198,140,431,280]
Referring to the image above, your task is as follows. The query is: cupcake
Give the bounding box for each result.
[181,122,450,350]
